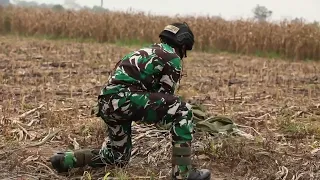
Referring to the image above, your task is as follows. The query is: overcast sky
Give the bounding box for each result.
[27,0,320,22]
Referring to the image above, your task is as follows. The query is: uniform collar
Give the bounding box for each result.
[160,43,176,53]
[150,43,176,53]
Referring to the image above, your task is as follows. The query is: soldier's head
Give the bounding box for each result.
[159,22,194,59]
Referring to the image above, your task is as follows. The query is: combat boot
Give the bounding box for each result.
[186,168,211,180]
[50,149,105,173]
[172,145,211,180]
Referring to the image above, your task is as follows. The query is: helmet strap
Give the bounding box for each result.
[179,46,187,58]
[178,48,184,59]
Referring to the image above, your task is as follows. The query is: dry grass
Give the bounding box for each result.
[0,35,320,179]
[0,6,320,60]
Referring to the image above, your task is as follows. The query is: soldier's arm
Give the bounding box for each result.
[158,56,182,94]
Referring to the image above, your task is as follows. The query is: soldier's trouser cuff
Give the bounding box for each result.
[172,145,192,179]
[69,149,105,168]
[172,146,192,165]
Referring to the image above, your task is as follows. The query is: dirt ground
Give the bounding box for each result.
[0,35,320,180]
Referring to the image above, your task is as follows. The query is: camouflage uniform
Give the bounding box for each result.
[50,22,210,180]
[97,43,194,179]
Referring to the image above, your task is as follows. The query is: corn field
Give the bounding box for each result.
[0,6,319,60]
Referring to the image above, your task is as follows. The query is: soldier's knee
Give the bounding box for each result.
[101,148,131,167]
[99,142,132,167]
[109,153,131,167]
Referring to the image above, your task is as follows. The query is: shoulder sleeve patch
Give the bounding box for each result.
[164,25,180,34]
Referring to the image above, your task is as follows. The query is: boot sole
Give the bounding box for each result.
[185,175,211,180]
[202,175,211,180]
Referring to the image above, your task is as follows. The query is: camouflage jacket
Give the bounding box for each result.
[100,43,182,96]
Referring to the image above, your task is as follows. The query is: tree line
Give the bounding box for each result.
[0,0,108,12]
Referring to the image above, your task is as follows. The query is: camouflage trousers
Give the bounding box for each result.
[97,91,194,179]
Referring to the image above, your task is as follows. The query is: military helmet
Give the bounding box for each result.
[159,22,195,51]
